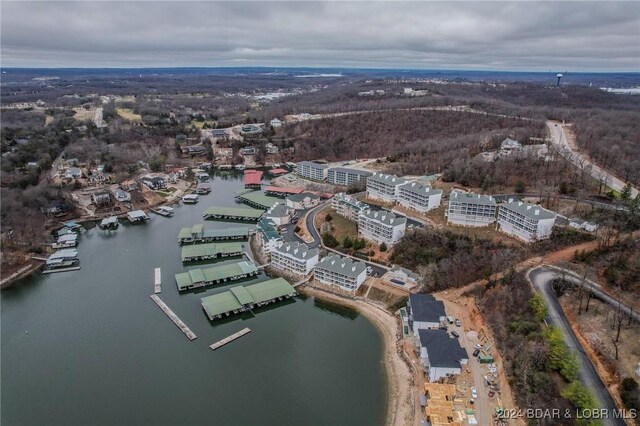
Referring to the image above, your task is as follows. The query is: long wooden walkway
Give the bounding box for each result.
[209,327,251,351]
[154,268,161,294]
[42,266,81,274]
[149,294,197,341]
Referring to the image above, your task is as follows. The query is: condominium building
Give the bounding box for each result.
[331,192,367,221]
[366,172,407,202]
[358,209,407,246]
[397,182,442,213]
[327,167,372,186]
[271,242,319,276]
[314,254,367,291]
[497,201,557,243]
[256,218,283,254]
[446,190,497,227]
[296,161,328,181]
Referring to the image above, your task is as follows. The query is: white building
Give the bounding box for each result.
[269,118,283,127]
[358,209,407,246]
[263,204,291,226]
[265,143,279,154]
[569,218,599,233]
[501,138,522,154]
[296,161,328,181]
[331,193,367,221]
[366,172,407,202]
[417,329,469,382]
[497,201,557,243]
[256,219,283,254]
[446,190,497,227]
[314,255,367,292]
[271,242,319,276]
[286,193,320,210]
[397,182,442,213]
[327,167,372,186]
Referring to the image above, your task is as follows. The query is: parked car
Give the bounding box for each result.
[473,348,480,357]
[455,319,461,327]
[366,266,373,275]
[451,330,460,338]
[471,387,478,399]
[488,390,495,398]
[446,316,454,324]
[473,343,483,350]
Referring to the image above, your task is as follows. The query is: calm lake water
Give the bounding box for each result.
[1,173,386,426]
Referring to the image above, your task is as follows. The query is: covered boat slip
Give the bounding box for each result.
[200,277,296,320]
[174,260,259,291]
[202,206,264,222]
[234,190,281,210]
[177,224,249,245]
[127,210,150,223]
[99,216,119,230]
[180,241,244,262]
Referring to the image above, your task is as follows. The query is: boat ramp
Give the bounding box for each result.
[200,278,296,321]
[174,260,258,291]
[202,206,264,222]
[149,294,197,341]
[178,224,249,245]
[209,328,251,351]
[181,241,244,262]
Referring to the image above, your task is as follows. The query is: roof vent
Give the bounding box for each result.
[352,266,356,272]
[527,205,532,210]
[535,209,540,216]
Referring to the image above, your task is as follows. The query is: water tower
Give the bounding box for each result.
[556,73,563,86]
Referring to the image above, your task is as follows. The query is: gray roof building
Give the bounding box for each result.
[315,254,367,278]
[408,294,445,324]
[418,329,469,368]
[359,209,407,227]
[367,172,407,187]
[398,182,442,197]
[449,190,496,206]
[274,242,319,261]
[501,201,556,220]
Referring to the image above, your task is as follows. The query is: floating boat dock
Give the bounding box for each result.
[202,206,264,222]
[178,224,249,245]
[151,206,174,217]
[127,210,150,223]
[200,278,296,321]
[154,268,161,294]
[149,294,197,341]
[175,260,259,291]
[181,241,244,262]
[42,266,81,274]
[99,216,119,230]
[209,328,251,351]
[234,190,281,210]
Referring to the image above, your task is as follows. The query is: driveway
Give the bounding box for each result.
[528,266,625,426]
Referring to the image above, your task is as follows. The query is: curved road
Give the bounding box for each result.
[528,266,626,426]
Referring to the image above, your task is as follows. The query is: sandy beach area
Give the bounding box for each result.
[299,285,417,426]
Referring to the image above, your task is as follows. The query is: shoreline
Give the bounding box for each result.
[299,285,416,426]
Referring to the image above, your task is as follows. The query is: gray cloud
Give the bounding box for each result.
[1,1,639,70]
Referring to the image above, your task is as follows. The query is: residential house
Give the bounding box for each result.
[358,209,407,246]
[120,180,139,191]
[265,143,279,154]
[182,145,206,156]
[64,167,82,179]
[296,161,328,181]
[331,193,367,221]
[240,147,257,156]
[388,267,419,286]
[271,242,319,276]
[446,190,497,227]
[501,138,522,154]
[269,118,283,127]
[497,201,557,242]
[89,172,109,186]
[407,294,446,335]
[112,188,131,203]
[91,191,112,207]
[141,176,167,190]
[417,329,468,382]
[366,172,407,202]
[397,182,443,213]
[211,129,229,140]
[327,167,372,186]
[263,204,291,226]
[285,192,320,210]
[313,254,367,292]
[213,147,233,158]
[255,218,283,254]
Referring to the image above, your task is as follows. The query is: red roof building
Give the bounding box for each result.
[244,170,263,188]
[269,168,288,176]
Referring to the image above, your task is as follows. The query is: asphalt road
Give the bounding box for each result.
[547,121,639,199]
[528,266,626,426]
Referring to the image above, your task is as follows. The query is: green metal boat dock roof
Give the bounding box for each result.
[178,224,249,241]
[235,190,282,210]
[181,241,243,261]
[203,206,264,219]
[201,278,295,318]
[174,261,259,291]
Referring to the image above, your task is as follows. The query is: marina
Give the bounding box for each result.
[174,260,259,291]
[177,224,249,244]
[154,268,161,294]
[234,189,281,210]
[202,206,264,222]
[200,278,296,320]
[149,294,197,341]
[209,327,251,351]
[180,241,244,262]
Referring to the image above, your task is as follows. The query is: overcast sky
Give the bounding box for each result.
[2,1,639,71]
